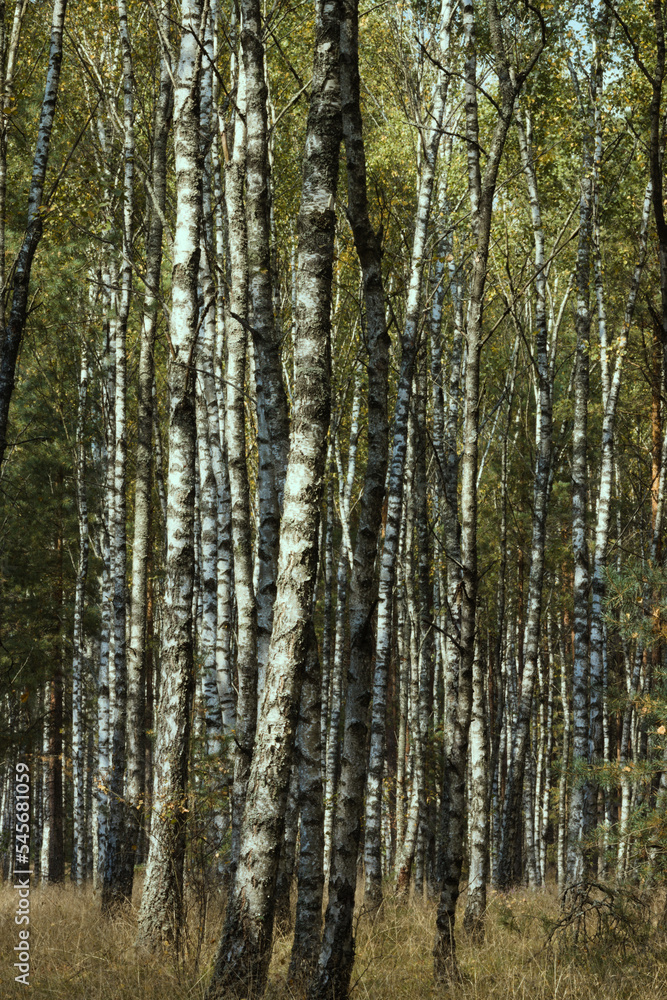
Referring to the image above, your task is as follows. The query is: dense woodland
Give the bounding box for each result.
[1,0,667,996]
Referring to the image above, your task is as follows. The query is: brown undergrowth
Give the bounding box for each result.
[1,879,666,999]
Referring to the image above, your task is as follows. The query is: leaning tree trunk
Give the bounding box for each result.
[0,0,67,468]
[206,1,342,993]
[308,0,390,993]
[222,60,259,872]
[136,0,203,949]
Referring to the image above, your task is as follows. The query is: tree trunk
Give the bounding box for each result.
[496,106,553,889]
[308,1,390,992]
[136,0,203,948]
[241,0,289,705]
[223,60,260,872]
[566,78,594,891]
[103,0,135,912]
[125,0,172,906]
[434,0,537,976]
[206,1,341,991]
[71,345,89,885]
[363,4,449,906]
[463,644,489,935]
[289,624,325,987]
[0,0,67,468]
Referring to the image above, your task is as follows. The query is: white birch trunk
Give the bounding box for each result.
[463,644,489,934]
[137,0,203,947]
[103,0,135,910]
[125,0,172,903]
[434,0,539,975]
[206,2,342,991]
[363,6,450,903]
[222,62,260,871]
[71,345,89,885]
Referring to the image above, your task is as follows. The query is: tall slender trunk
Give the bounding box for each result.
[206,2,342,992]
[395,423,424,893]
[0,0,68,468]
[71,345,89,885]
[137,0,203,947]
[496,106,553,888]
[241,0,289,704]
[566,81,594,891]
[223,61,259,871]
[434,0,538,976]
[463,643,489,934]
[323,375,362,872]
[308,2,390,993]
[103,0,135,911]
[125,0,173,905]
[96,308,115,891]
[363,3,450,905]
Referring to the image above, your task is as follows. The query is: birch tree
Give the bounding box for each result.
[309,0,390,992]
[364,0,451,906]
[434,0,542,976]
[137,0,203,947]
[206,0,342,991]
[103,0,136,911]
[125,0,173,901]
[0,0,68,468]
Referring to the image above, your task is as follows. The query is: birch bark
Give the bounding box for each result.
[496,106,553,889]
[463,644,488,934]
[241,0,289,702]
[566,58,595,889]
[206,2,341,991]
[222,63,259,870]
[0,0,67,468]
[434,0,541,975]
[364,2,451,905]
[71,344,89,885]
[308,1,390,991]
[137,0,203,947]
[125,0,172,904]
[96,299,115,892]
[103,0,135,911]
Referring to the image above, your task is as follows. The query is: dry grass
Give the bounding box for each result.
[1,879,666,999]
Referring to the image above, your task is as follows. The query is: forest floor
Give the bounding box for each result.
[1,877,667,999]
